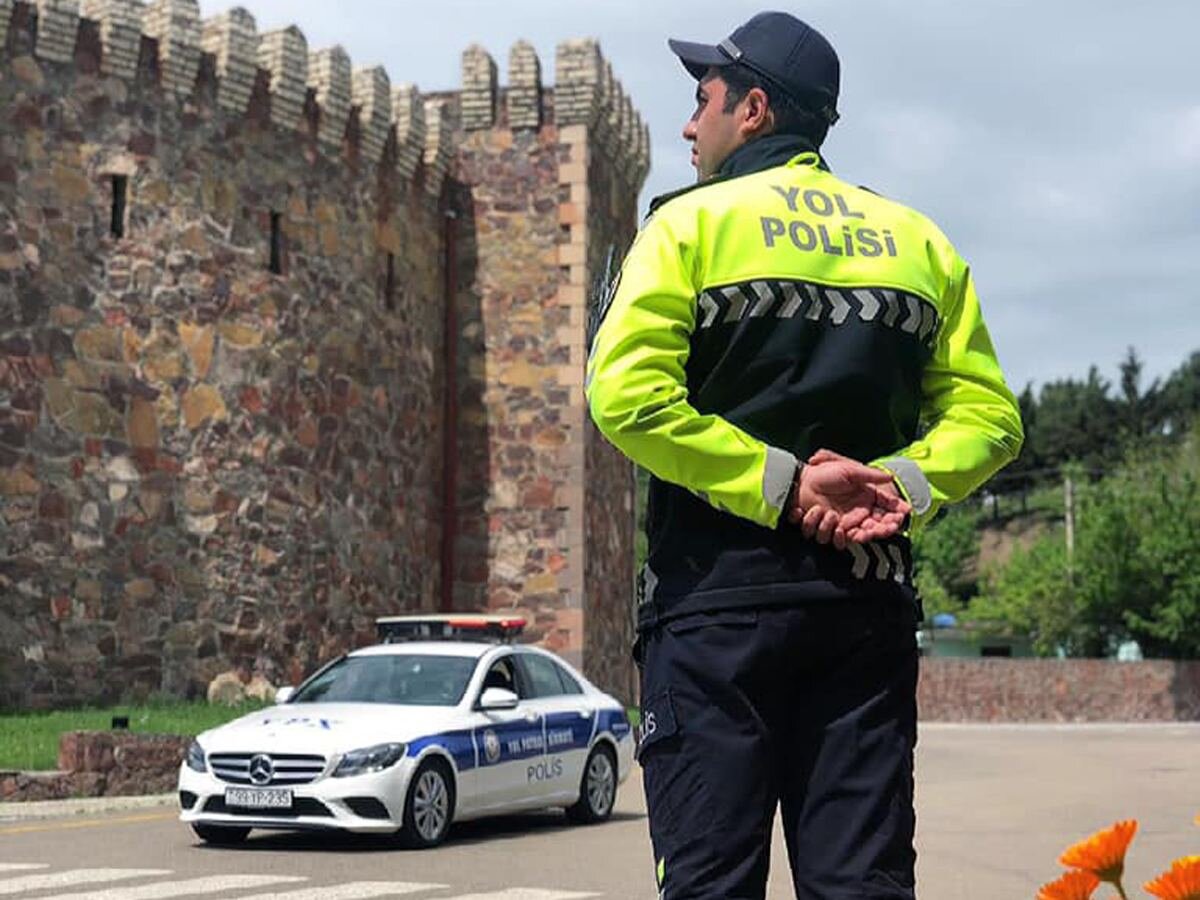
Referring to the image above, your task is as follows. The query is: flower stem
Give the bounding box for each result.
[1114,880,1130,900]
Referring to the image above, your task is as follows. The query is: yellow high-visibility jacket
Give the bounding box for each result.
[587,150,1023,624]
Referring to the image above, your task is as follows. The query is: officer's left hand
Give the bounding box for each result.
[788,449,911,549]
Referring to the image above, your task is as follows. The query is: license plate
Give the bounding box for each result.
[225,787,293,809]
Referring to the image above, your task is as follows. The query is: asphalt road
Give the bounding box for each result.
[2,724,1198,899]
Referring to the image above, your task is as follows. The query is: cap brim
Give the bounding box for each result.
[667,38,731,81]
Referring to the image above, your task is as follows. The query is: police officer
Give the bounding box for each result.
[586,11,1024,900]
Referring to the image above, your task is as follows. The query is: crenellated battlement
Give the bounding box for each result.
[0,2,651,195]
[461,39,651,193]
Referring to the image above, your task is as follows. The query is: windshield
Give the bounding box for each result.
[291,655,476,706]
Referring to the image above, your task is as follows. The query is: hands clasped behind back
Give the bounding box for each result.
[788,448,911,550]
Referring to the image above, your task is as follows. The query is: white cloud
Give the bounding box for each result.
[1169,106,1200,164]
[859,107,964,175]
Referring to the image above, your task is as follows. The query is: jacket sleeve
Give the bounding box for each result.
[871,254,1024,530]
[585,214,798,529]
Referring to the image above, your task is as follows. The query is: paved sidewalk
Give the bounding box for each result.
[880,723,1199,899]
[0,793,174,822]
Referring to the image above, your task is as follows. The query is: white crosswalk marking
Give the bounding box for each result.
[0,865,49,873]
[442,891,599,900]
[33,874,305,900]
[0,870,169,896]
[237,882,447,900]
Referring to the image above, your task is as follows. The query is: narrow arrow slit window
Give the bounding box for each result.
[269,211,284,275]
[110,175,128,238]
[385,252,396,311]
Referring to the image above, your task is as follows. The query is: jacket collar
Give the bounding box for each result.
[647,135,828,216]
[716,133,824,178]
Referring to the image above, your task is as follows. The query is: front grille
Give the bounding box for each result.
[344,796,390,819]
[202,796,333,818]
[208,752,327,786]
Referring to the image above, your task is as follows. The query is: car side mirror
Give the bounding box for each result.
[479,687,519,710]
[275,686,295,704]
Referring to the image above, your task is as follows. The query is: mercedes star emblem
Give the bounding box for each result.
[248,753,274,785]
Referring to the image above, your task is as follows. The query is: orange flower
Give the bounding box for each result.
[1145,856,1200,900]
[1038,869,1101,899]
[1059,820,1139,883]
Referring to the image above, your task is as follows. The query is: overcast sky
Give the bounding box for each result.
[197,0,1200,395]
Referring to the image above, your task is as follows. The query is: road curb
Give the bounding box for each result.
[0,793,175,822]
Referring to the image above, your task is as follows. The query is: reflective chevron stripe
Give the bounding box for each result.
[901,294,922,333]
[845,540,911,586]
[695,279,938,345]
[848,543,871,579]
[777,281,803,318]
[722,286,748,323]
[853,289,880,321]
[919,302,938,341]
[869,544,889,580]
[827,289,850,324]
[882,290,901,326]
[748,281,775,317]
[887,544,907,583]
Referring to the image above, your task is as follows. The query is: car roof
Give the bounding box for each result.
[349,642,496,659]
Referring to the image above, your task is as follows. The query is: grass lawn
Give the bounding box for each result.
[3,702,641,772]
[0,701,270,772]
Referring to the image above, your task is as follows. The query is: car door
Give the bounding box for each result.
[513,651,593,804]
[470,653,546,810]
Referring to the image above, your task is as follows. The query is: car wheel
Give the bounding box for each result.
[566,744,617,824]
[400,758,455,849]
[191,823,251,845]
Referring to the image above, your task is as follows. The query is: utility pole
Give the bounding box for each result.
[1064,473,1075,577]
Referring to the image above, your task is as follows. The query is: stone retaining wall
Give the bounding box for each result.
[0,729,187,801]
[918,659,1200,721]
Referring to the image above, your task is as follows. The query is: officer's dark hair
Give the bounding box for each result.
[717,64,830,147]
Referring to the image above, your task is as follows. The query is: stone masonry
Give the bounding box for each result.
[0,1,650,709]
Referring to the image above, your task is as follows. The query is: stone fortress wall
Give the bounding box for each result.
[0,0,649,708]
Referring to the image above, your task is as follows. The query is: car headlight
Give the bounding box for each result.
[185,740,207,773]
[332,742,407,778]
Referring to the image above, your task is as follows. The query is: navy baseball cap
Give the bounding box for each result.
[668,11,840,125]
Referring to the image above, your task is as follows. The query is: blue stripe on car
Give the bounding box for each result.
[407,728,477,772]
[597,708,632,739]
[543,711,593,752]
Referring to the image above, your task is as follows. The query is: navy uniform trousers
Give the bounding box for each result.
[636,599,919,900]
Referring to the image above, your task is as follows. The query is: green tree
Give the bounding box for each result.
[968,533,1076,655]
[1159,350,1200,436]
[1032,366,1121,472]
[912,504,981,619]
[1116,345,1162,442]
[1072,430,1200,657]
[969,424,1200,658]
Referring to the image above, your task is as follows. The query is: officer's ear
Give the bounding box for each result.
[738,86,773,138]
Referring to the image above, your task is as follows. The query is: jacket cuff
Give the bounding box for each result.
[872,456,934,530]
[763,445,799,522]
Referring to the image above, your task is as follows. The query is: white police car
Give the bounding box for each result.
[178,616,634,848]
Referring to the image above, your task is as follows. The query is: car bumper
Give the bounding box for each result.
[178,759,417,834]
